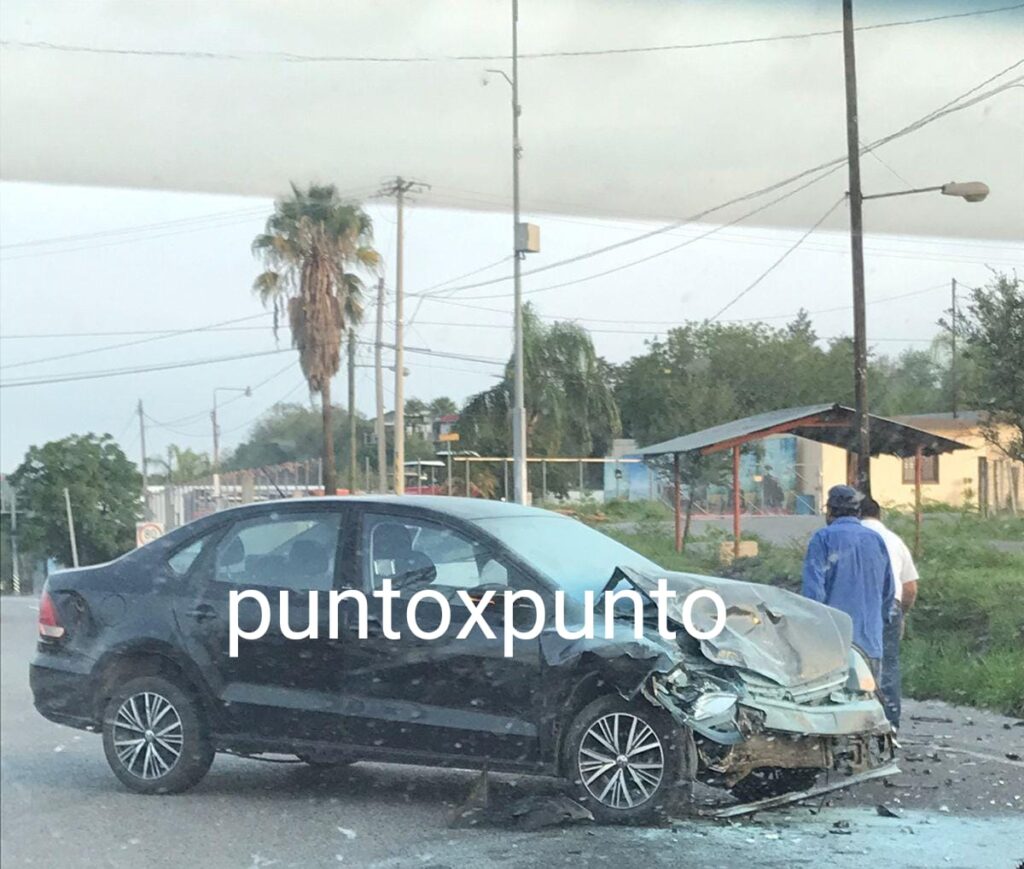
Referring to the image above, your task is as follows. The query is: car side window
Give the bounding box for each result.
[212,510,342,592]
[166,533,212,577]
[363,514,509,592]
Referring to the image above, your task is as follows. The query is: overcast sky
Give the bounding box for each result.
[1,1,1022,470]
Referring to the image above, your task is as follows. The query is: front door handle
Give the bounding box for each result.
[186,604,218,622]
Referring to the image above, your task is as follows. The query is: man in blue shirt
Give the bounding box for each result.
[801,485,894,673]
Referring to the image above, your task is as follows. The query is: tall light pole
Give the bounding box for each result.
[510,0,528,506]
[212,385,250,504]
[486,0,535,505]
[375,277,388,492]
[841,0,987,492]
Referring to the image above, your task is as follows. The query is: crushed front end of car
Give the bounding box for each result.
[620,567,898,811]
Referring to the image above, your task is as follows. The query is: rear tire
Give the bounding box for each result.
[563,694,680,824]
[101,675,214,794]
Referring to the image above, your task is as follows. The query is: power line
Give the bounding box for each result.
[0,185,375,260]
[0,312,272,370]
[0,348,290,389]
[406,67,1022,300]
[0,205,268,250]
[3,5,1019,63]
[143,358,298,431]
[0,325,274,340]
[707,196,846,320]
[447,168,846,302]
[404,280,950,327]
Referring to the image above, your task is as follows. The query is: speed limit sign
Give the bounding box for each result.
[135,521,165,548]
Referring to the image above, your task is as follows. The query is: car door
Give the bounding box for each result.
[337,507,545,765]
[173,503,349,743]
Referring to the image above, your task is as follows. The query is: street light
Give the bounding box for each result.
[842,0,989,494]
[484,0,538,506]
[212,386,251,505]
[862,181,990,203]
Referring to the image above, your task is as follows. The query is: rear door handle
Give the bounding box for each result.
[186,604,218,622]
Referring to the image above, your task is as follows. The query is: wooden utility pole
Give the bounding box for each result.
[842,0,871,495]
[375,277,388,492]
[378,176,429,496]
[348,329,357,493]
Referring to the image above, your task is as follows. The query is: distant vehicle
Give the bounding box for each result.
[31,497,894,822]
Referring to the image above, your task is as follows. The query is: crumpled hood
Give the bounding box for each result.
[621,567,853,688]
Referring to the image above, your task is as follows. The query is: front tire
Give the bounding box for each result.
[101,675,214,794]
[563,694,680,824]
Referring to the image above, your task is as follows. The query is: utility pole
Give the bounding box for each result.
[9,488,20,594]
[378,176,429,496]
[842,0,871,494]
[375,277,388,492]
[510,0,528,506]
[63,487,79,568]
[138,399,149,518]
[950,277,958,418]
[211,400,221,503]
[348,329,357,493]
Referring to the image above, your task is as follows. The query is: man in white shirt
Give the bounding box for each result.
[860,497,919,731]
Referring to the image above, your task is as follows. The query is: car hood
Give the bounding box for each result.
[620,567,853,688]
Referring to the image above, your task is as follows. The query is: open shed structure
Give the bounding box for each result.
[638,404,970,556]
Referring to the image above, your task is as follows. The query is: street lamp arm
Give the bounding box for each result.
[861,181,989,202]
[484,68,513,88]
[861,185,943,201]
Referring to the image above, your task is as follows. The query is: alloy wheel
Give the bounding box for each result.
[111,691,184,780]
[577,712,665,809]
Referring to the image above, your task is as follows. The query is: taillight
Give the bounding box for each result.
[38,591,66,639]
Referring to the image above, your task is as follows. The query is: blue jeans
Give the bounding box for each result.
[880,607,903,729]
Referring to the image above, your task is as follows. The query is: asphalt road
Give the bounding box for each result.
[2,596,1021,869]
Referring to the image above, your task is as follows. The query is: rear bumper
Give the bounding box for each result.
[30,652,98,731]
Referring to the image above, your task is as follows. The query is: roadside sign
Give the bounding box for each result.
[135,521,164,548]
[439,432,460,443]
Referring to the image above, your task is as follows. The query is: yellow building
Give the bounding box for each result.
[802,412,1022,512]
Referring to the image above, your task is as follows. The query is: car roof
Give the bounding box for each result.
[215,495,551,522]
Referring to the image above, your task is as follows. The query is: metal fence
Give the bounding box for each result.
[146,456,654,529]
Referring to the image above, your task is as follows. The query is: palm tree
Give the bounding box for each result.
[252,184,379,495]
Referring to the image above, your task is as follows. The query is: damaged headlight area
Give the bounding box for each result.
[642,657,897,807]
[846,647,878,695]
[645,665,745,744]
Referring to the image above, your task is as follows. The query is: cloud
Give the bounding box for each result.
[1,0,1021,240]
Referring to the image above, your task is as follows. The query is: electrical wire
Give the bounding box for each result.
[707,196,847,320]
[2,4,1019,63]
[407,67,1022,300]
[0,312,272,370]
[0,348,290,389]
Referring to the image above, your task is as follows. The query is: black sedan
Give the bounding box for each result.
[31,497,895,823]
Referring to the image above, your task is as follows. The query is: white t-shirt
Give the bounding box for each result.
[862,517,920,602]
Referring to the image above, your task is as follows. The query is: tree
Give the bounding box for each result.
[428,396,458,417]
[957,271,1024,462]
[10,434,140,566]
[252,183,379,495]
[224,401,375,479]
[146,445,211,484]
[457,305,620,497]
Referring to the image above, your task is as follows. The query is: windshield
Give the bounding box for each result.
[473,514,663,598]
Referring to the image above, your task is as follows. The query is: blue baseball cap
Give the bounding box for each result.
[826,485,863,512]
